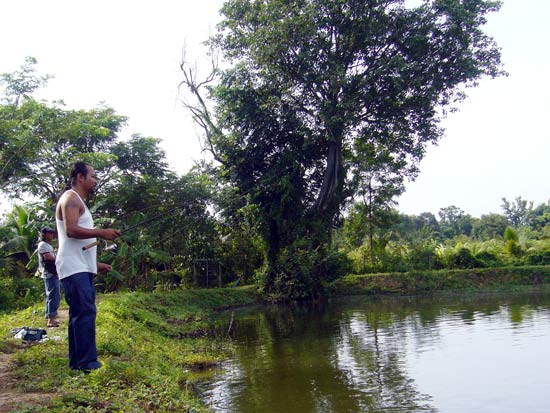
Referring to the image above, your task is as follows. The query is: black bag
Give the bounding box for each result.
[12,327,48,342]
[42,254,58,275]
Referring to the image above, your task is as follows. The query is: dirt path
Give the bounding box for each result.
[0,309,68,413]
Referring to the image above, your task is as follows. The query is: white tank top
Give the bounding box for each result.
[55,190,97,279]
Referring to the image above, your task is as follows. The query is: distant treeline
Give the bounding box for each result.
[335,197,550,275]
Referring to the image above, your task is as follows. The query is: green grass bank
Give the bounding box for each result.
[328,265,550,296]
[0,286,259,413]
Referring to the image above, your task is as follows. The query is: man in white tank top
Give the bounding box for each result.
[56,162,120,372]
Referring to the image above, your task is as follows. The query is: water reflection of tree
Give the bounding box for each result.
[208,291,550,412]
[216,302,437,412]
[227,304,363,412]
[336,309,435,412]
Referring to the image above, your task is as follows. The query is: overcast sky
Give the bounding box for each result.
[1,0,549,218]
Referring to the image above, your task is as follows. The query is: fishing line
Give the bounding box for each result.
[82,207,181,251]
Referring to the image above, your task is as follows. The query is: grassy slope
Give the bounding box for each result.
[327,265,550,295]
[0,286,259,413]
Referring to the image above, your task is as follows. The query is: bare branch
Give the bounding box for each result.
[178,48,226,165]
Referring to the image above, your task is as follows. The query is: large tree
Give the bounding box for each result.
[438,205,474,238]
[501,196,534,228]
[471,212,508,240]
[182,0,505,298]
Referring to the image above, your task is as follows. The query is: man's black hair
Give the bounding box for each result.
[65,162,91,190]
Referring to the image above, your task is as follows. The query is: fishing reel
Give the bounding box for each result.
[101,240,119,254]
[83,239,118,254]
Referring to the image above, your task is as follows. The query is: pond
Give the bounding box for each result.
[200,290,550,412]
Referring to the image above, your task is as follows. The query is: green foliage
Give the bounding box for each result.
[531,202,550,232]
[339,196,550,275]
[265,242,324,301]
[472,213,509,239]
[0,98,126,203]
[396,213,441,242]
[318,250,353,283]
[501,196,534,228]
[504,226,522,257]
[0,57,52,106]
[1,59,244,292]
[219,226,265,286]
[445,247,484,269]
[438,206,474,238]
[259,240,351,301]
[522,248,550,266]
[0,274,43,313]
[474,250,502,267]
[111,134,169,178]
[408,245,444,271]
[0,203,54,266]
[504,226,519,242]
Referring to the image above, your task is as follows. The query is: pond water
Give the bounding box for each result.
[201,290,550,412]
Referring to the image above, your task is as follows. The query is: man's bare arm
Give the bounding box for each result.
[60,193,120,240]
[42,252,55,261]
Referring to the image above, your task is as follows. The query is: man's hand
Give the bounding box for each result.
[43,252,56,261]
[100,228,121,241]
[97,263,112,274]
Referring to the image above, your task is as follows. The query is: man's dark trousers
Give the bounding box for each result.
[62,272,101,371]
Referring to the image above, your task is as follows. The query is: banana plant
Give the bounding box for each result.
[0,203,54,271]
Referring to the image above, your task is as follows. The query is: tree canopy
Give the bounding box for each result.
[0,58,228,292]
[181,0,506,299]
[0,59,127,204]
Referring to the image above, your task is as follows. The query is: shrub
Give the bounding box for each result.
[446,248,484,269]
[269,244,322,300]
[523,249,550,266]
[408,248,444,271]
[504,226,522,257]
[474,251,502,267]
[347,245,380,274]
[263,242,352,300]
[317,250,352,282]
[0,275,43,313]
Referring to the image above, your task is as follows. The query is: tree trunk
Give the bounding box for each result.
[263,217,281,292]
[367,179,375,265]
[312,139,343,216]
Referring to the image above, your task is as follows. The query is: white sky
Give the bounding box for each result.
[1,0,549,218]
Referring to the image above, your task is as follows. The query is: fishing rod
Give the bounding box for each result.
[82,208,179,251]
